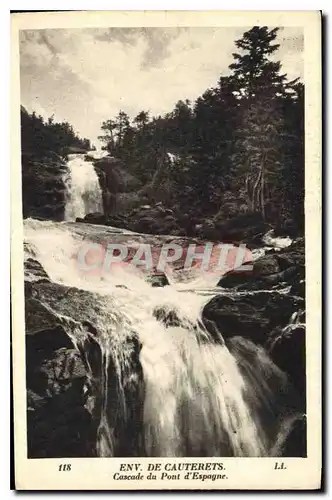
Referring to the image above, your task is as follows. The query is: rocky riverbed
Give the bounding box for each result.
[24,218,306,458]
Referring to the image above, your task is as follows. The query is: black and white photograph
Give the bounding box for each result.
[11,10,321,490]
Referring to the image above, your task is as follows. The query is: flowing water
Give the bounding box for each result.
[24,154,299,458]
[64,153,103,220]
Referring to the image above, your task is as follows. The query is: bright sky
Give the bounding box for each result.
[20,26,303,146]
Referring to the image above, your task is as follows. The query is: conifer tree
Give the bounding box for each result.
[229,26,295,221]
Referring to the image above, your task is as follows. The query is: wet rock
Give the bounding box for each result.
[217,237,305,292]
[24,281,97,457]
[277,238,305,271]
[25,283,95,457]
[84,153,96,162]
[24,277,144,457]
[133,216,155,232]
[27,377,96,458]
[22,154,67,220]
[267,324,306,398]
[290,279,305,299]
[216,267,253,289]
[202,292,303,345]
[146,272,169,287]
[164,214,175,222]
[277,415,307,457]
[254,254,280,276]
[25,258,50,283]
[83,212,107,224]
[153,307,181,327]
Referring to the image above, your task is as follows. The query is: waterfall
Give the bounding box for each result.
[63,153,103,220]
[24,218,298,458]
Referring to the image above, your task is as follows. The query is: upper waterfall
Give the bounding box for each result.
[64,153,104,221]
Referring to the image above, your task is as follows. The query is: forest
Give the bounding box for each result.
[98,26,304,235]
[20,26,304,235]
[21,105,92,158]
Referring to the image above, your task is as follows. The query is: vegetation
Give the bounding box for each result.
[21,106,92,159]
[98,26,304,233]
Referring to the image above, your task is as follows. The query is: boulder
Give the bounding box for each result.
[202,292,303,346]
[277,237,305,270]
[132,216,155,233]
[83,212,107,225]
[290,279,305,299]
[277,415,307,457]
[22,154,67,220]
[253,254,280,276]
[25,283,94,457]
[214,211,270,245]
[217,237,305,292]
[164,215,175,222]
[153,307,182,327]
[24,278,144,457]
[84,154,96,162]
[25,258,50,283]
[94,156,141,194]
[146,272,169,287]
[216,267,253,289]
[267,324,306,399]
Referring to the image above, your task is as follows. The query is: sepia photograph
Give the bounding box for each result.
[11,10,321,490]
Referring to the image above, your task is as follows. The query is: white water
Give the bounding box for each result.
[64,153,103,220]
[25,151,298,457]
[24,218,296,457]
[262,229,292,249]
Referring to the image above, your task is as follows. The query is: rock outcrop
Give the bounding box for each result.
[202,236,306,414]
[24,263,143,458]
[22,152,68,220]
[217,237,305,291]
[78,202,188,236]
[199,211,271,246]
[202,291,303,346]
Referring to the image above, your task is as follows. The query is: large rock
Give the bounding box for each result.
[21,153,68,220]
[290,279,305,298]
[214,211,270,245]
[24,257,50,283]
[277,237,305,270]
[277,415,307,457]
[25,282,94,457]
[267,323,306,399]
[153,307,182,327]
[83,212,107,225]
[123,203,182,236]
[202,291,303,346]
[82,201,184,236]
[217,237,305,292]
[93,156,142,217]
[24,272,144,457]
[146,272,169,287]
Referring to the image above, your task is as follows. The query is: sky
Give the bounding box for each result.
[19,26,304,146]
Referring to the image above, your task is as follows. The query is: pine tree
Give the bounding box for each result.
[230,27,287,99]
[133,111,150,130]
[98,119,117,152]
[230,26,295,221]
